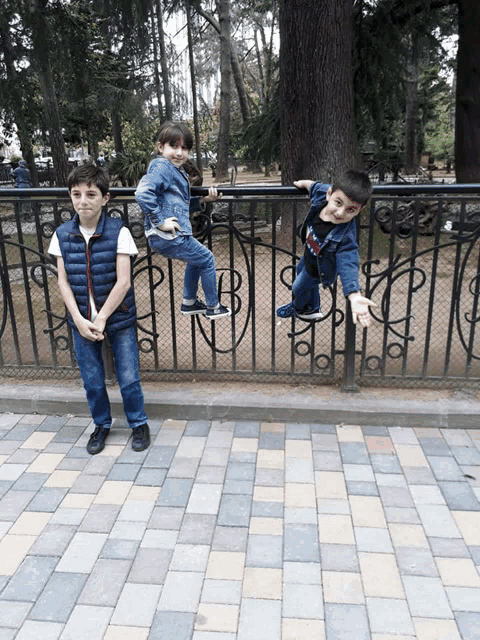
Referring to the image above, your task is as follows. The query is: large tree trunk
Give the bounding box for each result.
[404,36,418,175]
[215,0,231,183]
[455,0,480,183]
[279,0,357,189]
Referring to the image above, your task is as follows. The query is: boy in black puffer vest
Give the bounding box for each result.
[48,164,150,455]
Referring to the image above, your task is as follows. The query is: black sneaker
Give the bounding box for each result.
[296,308,323,321]
[180,299,207,316]
[206,304,232,320]
[131,423,150,452]
[86,426,110,455]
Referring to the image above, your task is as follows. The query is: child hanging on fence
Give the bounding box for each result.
[48,164,150,455]
[135,121,231,319]
[277,170,377,328]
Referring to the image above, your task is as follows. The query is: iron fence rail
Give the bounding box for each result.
[0,184,479,389]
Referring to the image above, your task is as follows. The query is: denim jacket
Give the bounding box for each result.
[135,156,202,240]
[300,182,360,297]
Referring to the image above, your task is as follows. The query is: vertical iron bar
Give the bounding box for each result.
[342,298,358,392]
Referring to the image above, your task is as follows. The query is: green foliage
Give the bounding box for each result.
[424,100,454,163]
[240,85,280,167]
[108,118,160,185]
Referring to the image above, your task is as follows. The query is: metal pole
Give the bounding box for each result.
[342,300,359,393]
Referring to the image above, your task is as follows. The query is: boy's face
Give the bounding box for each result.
[320,188,363,224]
[157,139,189,168]
[70,182,109,226]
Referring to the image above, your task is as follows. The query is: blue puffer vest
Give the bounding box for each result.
[56,211,136,333]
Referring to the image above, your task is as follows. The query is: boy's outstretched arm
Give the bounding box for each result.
[293,180,314,192]
[92,254,132,335]
[348,292,377,328]
[56,257,103,341]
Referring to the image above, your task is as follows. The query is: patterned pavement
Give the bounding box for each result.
[0,412,480,639]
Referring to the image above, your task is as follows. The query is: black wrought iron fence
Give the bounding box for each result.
[0,184,480,389]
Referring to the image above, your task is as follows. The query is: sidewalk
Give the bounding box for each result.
[0,393,480,638]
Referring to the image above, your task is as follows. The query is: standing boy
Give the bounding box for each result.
[49,164,150,455]
[277,170,376,327]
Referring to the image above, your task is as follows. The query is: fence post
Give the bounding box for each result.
[342,300,359,393]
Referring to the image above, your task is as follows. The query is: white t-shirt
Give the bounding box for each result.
[48,226,138,321]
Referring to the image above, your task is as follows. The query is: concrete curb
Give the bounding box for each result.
[0,383,479,428]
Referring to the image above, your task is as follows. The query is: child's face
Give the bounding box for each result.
[157,138,189,167]
[70,182,109,226]
[320,188,363,224]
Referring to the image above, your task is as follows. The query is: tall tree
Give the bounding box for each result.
[455,0,480,182]
[279,0,357,186]
[24,0,69,185]
[215,0,232,182]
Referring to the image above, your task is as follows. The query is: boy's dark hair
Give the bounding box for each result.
[332,170,372,206]
[156,121,193,151]
[67,163,110,196]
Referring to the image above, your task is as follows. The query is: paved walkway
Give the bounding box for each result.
[0,411,480,640]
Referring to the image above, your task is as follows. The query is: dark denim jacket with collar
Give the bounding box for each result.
[300,181,360,297]
[135,156,202,240]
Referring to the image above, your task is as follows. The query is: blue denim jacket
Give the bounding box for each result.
[135,156,202,240]
[300,182,361,297]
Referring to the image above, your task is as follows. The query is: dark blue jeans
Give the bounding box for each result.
[72,324,147,429]
[292,256,321,311]
[148,234,219,308]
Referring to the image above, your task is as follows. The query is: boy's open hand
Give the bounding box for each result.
[294,180,313,192]
[201,186,223,203]
[159,216,181,238]
[348,293,377,328]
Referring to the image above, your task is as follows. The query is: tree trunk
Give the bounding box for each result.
[455,0,480,183]
[156,0,173,121]
[111,106,124,154]
[279,0,357,188]
[150,6,164,120]
[216,0,231,183]
[187,4,203,175]
[195,5,250,124]
[28,0,69,186]
[404,36,418,175]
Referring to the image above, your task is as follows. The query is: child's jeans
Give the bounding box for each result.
[292,256,321,311]
[148,234,219,308]
[72,324,148,429]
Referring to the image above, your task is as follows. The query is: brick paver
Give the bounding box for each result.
[0,412,480,639]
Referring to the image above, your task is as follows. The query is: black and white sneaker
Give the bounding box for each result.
[206,304,232,320]
[296,308,323,321]
[180,299,207,315]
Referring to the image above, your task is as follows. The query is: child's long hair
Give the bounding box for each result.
[332,170,372,206]
[156,121,193,151]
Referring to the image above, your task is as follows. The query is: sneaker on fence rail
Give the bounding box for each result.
[180,299,208,315]
[276,302,296,318]
[296,307,323,321]
[206,304,232,319]
[276,302,323,321]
